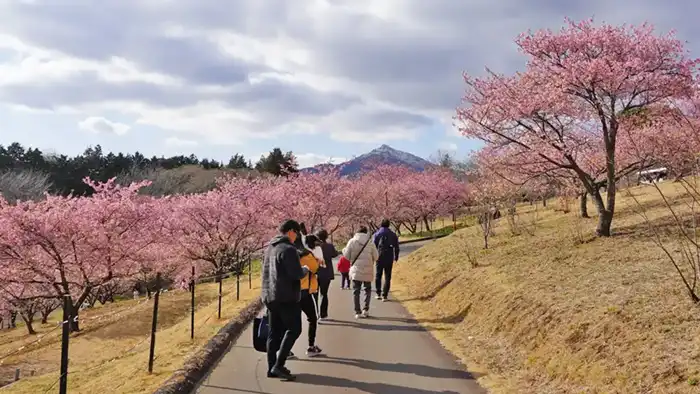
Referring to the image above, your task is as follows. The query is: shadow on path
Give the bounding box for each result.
[320,320,447,332]
[296,373,462,394]
[302,355,478,380]
[199,386,265,393]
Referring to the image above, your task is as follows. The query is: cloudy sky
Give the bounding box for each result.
[0,0,698,168]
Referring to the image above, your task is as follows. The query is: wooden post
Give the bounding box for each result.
[148,273,162,374]
[59,295,71,394]
[217,269,223,320]
[190,266,195,340]
[236,270,241,301]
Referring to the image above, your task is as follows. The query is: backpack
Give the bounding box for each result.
[377,232,393,258]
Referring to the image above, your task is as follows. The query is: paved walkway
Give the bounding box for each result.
[197,240,486,394]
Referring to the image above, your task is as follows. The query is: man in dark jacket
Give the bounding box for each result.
[314,229,339,320]
[373,219,400,301]
[262,219,309,381]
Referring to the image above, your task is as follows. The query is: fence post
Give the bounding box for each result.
[190,266,195,340]
[59,294,70,394]
[14,368,19,381]
[248,257,252,289]
[236,270,240,301]
[148,273,162,374]
[217,269,223,319]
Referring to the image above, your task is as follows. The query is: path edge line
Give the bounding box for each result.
[152,297,263,394]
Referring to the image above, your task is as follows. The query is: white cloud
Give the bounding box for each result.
[77,116,130,135]
[295,153,347,168]
[0,0,696,153]
[439,142,458,152]
[165,136,198,147]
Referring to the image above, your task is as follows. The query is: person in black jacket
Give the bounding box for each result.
[314,229,339,320]
[373,219,400,301]
[261,220,309,381]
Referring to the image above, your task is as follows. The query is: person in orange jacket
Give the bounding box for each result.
[296,233,324,357]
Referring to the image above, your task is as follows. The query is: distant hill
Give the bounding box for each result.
[302,145,434,176]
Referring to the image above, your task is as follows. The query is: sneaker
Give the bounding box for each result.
[376,295,383,300]
[306,345,323,357]
[355,313,362,319]
[362,310,370,318]
[268,366,296,381]
[382,297,388,302]
[287,351,297,360]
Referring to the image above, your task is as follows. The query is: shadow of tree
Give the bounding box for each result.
[301,356,482,381]
[296,373,470,394]
[377,304,471,325]
[400,275,458,302]
[320,320,447,332]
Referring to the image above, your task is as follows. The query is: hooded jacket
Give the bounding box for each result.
[342,232,379,283]
[261,235,306,304]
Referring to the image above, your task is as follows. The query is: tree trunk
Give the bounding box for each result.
[422,216,431,232]
[69,303,80,332]
[596,210,613,237]
[542,198,547,207]
[579,192,589,218]
[20,314,36,335]
[10,311,17,328]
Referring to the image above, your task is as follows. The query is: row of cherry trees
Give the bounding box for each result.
[0,166,466,334]
[456,18,700,237]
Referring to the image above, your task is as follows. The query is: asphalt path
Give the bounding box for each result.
[197,239,486,394]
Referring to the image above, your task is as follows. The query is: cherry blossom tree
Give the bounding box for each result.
[0,178,157,331]
[401,169,466,232]
[271,168,363,236]
[456,18,698,236]
[168,176,277,281]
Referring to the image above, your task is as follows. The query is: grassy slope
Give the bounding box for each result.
[0,277,260,394]
[392,181,700,394]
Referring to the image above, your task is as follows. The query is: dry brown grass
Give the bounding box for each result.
[0,277,260,394]
[392,181,700,394]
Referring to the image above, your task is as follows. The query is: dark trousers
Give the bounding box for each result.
[299,292,318,347]
[352,280,372,314]
[375,260,394,298]
[340,273,350,288]
[265,301,301,371]
[318,278,331,318]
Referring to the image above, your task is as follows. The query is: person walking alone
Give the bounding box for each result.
[342,226,379,319]
[373,219,400,301]
[314,229,339,321]
[261,220,309,381]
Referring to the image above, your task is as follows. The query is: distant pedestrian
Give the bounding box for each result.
[295,233,324,357]
[261,219,309,381]
[314,229,339,320]
[337,256,351,289]
[342,226,379,319]
[373,219,400,301]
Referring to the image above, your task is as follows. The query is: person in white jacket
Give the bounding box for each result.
[342,226,379,319]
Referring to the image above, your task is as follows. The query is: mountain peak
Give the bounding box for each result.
[301,145,433,176]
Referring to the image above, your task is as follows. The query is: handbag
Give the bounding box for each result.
[252,312,269,353]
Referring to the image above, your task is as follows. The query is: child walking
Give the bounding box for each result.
[337,256,351,289]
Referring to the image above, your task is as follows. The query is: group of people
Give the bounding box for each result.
[260,219,400,381]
